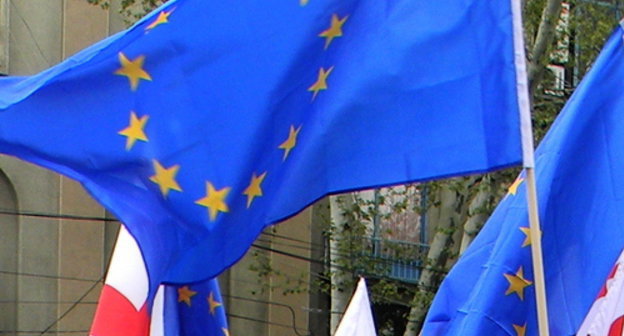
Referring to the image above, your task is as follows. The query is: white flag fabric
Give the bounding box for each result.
[577,249,624,336]
[334,278,377,336]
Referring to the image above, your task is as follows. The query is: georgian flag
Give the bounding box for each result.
[90,226,157,336]
[578,250,624,336]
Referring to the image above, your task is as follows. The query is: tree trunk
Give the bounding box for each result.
[528,0,564,97]
[402,185,464,336]
[459,176,492,254]
[329,194,355,333]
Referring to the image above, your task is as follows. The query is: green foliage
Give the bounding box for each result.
[86,0,166,22]
[569,0,623,77]
[247,228,312,296]
[530,0,623,143]
[328,192,420,297]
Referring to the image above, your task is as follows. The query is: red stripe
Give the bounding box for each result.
[599,264,620,298]
[609,315,624,336]
[89,285,150,336]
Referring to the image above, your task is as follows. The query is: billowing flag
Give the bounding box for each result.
[422,26,624,335]
[334,278,377,336]
[0,0,529,286]
[90,226,229,336]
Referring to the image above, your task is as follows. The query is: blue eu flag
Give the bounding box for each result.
[0,0,526,284]
[164,279,229,336]
[423,26,624,335]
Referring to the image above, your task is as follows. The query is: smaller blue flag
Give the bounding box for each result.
[423,26,624,335]
[162,280,229,336]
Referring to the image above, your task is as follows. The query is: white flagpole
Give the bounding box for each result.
[511,0,550,334]
[525,168,550,336]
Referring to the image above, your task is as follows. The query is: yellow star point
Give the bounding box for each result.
[508,177,525,195]
[519,226,531,247]
[222,328,230,336]
[519,226,542,248]
[513,323,527,336]
[118,111,149,150]
[300,0,309,5]
[319,14,348,49]
[115,52,152,91]
[146,9,173,30]
[308,66,334,100]
[279,125,302,160]
[207,291,222,315]
[243,172,267,208]
[504,266,533,300]
[177,286,197,307]
[195,182,231,221]
[150,160,182,197]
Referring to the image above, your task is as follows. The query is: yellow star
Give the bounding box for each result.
[195,182,231,221]
[118,111,149,150]
[278,125,302,160]
[222,328,230,336]
[513,323,526,336]
[519,227,531,247]
[308,66,334,100]
[115,52,152,91]
[150,160,182,197]
[207,291,222,315]
[508,176,525,195]
[146,9,173,30]
[319,14,348,49]
[243,172,267,208]
[300,0,308,5]
[177,286,197,307]
[504,266,533,300]
[519,226,542,248]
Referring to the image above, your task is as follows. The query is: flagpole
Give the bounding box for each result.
[525,168,550,336]
[511,0,550,333]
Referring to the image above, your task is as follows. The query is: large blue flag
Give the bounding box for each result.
[0,0,526,286]
[423,26,624,335]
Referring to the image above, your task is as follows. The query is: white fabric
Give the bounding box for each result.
[577,249,624,336]
[510,0,535,168]
[334,278,377,336]
[150,285,166,336]
[104,226,149,311]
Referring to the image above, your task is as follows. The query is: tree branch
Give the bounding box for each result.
[528,0,563,98]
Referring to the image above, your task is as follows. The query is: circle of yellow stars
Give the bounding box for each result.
[112,6,356,336]
[115,7,351,224]
[113,5,536,336]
